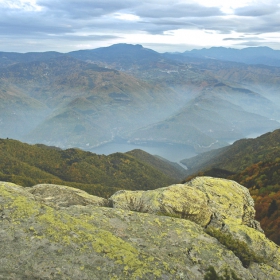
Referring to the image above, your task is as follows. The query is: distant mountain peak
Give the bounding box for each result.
[109,43,144,49]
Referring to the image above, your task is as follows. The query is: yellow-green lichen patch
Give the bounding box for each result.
[188,177,256,226]
[84,206,250,278]
[249,263,280,279]
[36,206,165,278]
[160,184,211,226]
[225,222,280,270]
[110,183,212,226]
[0,183,40,222]
[1,183,166,279]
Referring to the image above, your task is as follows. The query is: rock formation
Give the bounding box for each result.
[27,183,108,208]
[110,177,263,229]
[1,177,279,279]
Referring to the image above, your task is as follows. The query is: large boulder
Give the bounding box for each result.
[1,179,280,279]
[109,184,212,226]
[109,176,279,270]
[27,183,108,208]
[109,176,260,229]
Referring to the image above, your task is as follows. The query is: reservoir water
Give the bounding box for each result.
[89,141,197,164]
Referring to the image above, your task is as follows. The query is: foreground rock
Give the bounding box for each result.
[109,177,259,228]
[1,178,280,279]
[27,183,108,208]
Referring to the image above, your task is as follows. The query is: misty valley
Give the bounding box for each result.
[1,44,280,166]
[89,139,197,165]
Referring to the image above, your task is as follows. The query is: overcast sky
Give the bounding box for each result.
[1,0,280,53]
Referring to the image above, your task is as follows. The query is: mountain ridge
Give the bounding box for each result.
[0,138,184,197]
[182,46,280,67]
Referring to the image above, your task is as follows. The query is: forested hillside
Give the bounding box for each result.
[126,149,187,180]
[182,129,280,244]
[0,139,179,198]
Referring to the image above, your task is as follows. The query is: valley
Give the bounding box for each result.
[89,139,197,164]
[1,44,280,159]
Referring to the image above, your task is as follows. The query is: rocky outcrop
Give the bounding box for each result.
[109,183,212,226]
[26,184,108,208]
[109,177,260,229]
[1,178,280,280]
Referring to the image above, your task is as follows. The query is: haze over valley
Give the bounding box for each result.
[1,44,280,164]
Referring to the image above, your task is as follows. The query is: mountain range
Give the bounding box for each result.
[1,44,280,159]
[183,46,280,67]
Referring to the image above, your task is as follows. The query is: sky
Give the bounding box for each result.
[1,0,280,53]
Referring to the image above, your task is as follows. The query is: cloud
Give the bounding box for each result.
[37,0,138,18]
[0,0,280,52]
[235,40,271,47]
[234,4,278,17]
[134,2,223,18]
[223,36,264,41]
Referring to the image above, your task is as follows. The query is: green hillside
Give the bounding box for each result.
[182,129,280,244]
[126,149,187,181]
[0,139,177,198]
[182,129,280,173]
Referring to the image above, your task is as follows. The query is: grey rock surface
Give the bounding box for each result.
[1,179,280,279]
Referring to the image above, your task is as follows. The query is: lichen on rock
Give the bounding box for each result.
[27,183,108,208]
[109,184,212,226]
[109,176,260,229]
[1,178,280,279]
